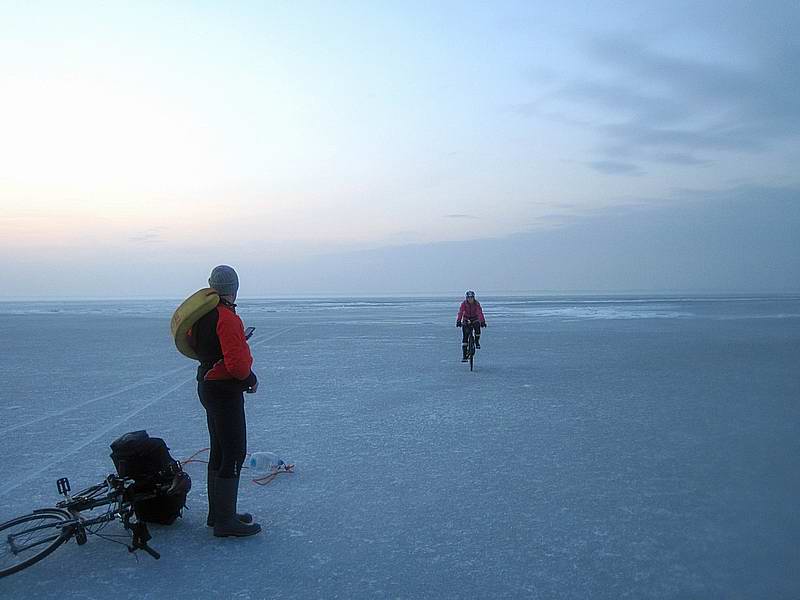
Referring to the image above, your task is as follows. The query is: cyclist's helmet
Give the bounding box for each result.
[465,290,476,299]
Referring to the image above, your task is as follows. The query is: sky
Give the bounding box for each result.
[1,1,798,297]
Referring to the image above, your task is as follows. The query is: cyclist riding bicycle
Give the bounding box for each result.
[456,290,487,362]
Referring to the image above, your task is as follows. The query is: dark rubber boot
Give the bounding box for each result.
[212,476,261,537]
[475,337,481,349]
[461,344,468,362]
[206,469,253,527]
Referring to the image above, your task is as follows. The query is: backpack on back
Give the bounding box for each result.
[110,430,190,525]
[171,288,220,359]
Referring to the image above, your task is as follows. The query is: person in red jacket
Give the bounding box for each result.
[192,265,261,537]
[456,290,487,361]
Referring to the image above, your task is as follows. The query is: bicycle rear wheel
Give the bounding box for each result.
[468,335,475,371]
[0,509,72,578]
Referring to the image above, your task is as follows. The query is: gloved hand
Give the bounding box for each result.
[456,321,462,328]
[243,371,258,394]
[480,321,487,328]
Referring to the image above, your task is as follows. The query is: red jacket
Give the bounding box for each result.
[191,302,254,381]
[457,300,485,323]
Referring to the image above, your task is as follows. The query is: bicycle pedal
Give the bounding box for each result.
[57,477,71,496]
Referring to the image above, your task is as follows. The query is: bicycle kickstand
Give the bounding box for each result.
[128,521,161,560]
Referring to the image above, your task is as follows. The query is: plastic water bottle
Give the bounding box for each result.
[247,452,285,473]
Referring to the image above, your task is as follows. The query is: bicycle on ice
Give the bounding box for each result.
[459,317,483,371]
[0,442,189,578]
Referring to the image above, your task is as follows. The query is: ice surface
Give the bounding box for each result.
[0,295,798,599]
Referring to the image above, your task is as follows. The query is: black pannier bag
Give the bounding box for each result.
[110,430,191,525]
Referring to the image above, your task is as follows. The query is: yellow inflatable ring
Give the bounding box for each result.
[170,288,220,359]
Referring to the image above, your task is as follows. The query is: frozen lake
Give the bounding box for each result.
[1,295,798,599]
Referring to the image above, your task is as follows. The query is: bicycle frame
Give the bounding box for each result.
[55,475,161,558]
[1,474,161,578]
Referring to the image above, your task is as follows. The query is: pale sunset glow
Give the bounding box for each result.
[1,1,798,296]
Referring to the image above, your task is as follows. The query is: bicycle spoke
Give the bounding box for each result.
[0,511,71,576]
[9,531,62,554]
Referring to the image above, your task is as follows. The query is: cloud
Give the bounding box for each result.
[443,213,479,219]
[586,160,643,176]
[526,7,800,172]
[604,35,796,146]
[128,229,165,244]
[650,152,712,167]
[6,185,798,296]
[254,184,800,294]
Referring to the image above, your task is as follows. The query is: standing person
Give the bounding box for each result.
[456,290,487,362]
[192,265,262,537]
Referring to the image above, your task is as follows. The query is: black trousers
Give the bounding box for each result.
[198,380,247,478]
[461,321,481,344]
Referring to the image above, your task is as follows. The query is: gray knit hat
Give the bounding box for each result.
[208,265,239,297]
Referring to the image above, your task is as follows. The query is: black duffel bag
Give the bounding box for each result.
[110,430,190,525]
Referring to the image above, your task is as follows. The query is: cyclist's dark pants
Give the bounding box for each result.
[461,321,481,345]
[198,380,247,478]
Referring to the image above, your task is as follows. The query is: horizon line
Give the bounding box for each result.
[1,290,799,303]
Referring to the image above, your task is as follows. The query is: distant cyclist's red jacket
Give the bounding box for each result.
[457,300,486,323]
[190,301,254,382]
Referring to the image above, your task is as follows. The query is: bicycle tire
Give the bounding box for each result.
[0,509,73,578]
[468,331,475,371]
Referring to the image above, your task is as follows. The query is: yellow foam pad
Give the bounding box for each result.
[170,288,220,359]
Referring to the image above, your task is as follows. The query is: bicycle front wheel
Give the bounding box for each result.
[468,336,475,371]
[0,509,72,578]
